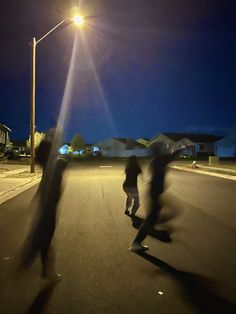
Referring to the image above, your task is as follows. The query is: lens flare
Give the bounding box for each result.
[80,30,118,137]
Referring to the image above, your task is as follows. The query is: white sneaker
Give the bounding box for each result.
[129,242,149,252]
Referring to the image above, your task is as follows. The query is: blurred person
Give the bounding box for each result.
[123,155,142,217]
[130,142,180,252]
[18,127,67,279]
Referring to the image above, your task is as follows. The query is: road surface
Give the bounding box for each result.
[0,160,236,313]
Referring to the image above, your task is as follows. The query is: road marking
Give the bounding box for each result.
[99,166,112,168]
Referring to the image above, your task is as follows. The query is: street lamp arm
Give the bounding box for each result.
[36,19,66,45]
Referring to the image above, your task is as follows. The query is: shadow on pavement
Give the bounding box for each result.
[25,281,60,314]
[138,252,236,314]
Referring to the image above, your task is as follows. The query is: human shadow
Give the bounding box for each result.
[25,281,60,314]
[137,252,236,314]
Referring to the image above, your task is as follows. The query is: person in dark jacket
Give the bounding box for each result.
[130,143,177,252]
[19,127,67,279]
[123,155,142,217]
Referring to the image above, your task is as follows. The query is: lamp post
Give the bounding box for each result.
[30,15,84,173]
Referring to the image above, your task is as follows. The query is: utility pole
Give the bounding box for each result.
[30,37,36,173]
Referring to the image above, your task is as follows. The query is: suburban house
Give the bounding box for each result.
[147,133,222,157]
[58,143,96,156]
[93,137,150,157]
[136,138,149,146]
[0,123,11,153]
[59,143,71,155]
[214,131,236,157]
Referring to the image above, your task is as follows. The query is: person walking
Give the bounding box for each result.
[18,127,67,279]
[130,143,177,252]
[123,155,142,217]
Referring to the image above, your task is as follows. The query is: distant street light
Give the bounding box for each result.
[30,15,84,173]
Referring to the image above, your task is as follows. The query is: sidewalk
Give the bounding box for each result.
[0,164,42,205]
[172,161,236,181]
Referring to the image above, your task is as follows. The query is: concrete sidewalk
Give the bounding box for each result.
[0,165,42,205]
[172,161,236,181]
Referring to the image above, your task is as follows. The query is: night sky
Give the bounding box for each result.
[0,0,235,144]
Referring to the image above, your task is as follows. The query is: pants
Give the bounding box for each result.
[123,186,140,215]
[40,226,55,275]
[133,197,162,243]
[21,216,56,276]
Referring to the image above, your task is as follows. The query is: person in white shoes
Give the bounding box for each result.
[130,143,178,252]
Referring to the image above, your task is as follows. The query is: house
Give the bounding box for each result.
[0,123,11,153]
[136,138,149,146]
[148,133,222,157]
[214,131,236,157]
[147,133,193,155]
[59,143,71,155]
[93,137,150,157]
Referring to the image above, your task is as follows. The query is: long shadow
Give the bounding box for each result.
[138,252,236,314]
[25,281,60,314]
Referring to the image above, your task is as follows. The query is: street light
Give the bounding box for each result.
[73,15,84,26]
[30,15,84,173]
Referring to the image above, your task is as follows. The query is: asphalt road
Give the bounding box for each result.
[0,160,236,314]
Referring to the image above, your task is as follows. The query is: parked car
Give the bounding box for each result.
[4,146,20,159]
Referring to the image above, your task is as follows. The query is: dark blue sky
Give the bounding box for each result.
[0,0,235,143]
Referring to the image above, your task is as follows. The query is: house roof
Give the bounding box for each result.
[94,137,145,149]
[0,123,11,132]
[136,138,149,145]
[113,137,128,144]
[161,133,222,143]
[215,131,236,145]
[60,143,70,148]
[113,137,145,148]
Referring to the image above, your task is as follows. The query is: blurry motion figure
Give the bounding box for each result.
[123,155,142,217]
[19,127,67,279]
[130,143,178,252]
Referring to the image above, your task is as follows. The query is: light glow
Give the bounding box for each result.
[73,15,84,26]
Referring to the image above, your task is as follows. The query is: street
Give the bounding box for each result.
[0,160,236,314]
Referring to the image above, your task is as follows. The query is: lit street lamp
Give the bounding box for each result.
[30,15,84,173]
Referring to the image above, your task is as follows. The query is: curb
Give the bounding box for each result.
[171,165,236,181]
[0,175,41,205]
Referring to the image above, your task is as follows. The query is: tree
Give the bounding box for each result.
[27,132,46,148]
[71,134,85,151]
